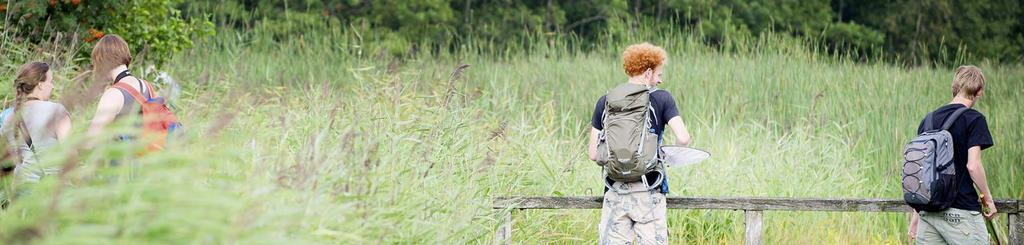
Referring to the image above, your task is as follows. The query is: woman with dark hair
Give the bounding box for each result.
[1,61,72,182]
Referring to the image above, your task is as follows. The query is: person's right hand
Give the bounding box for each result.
[982,195,997,220]
[907,222,918,243]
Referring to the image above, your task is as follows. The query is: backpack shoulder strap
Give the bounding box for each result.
[14,101,38,151]
[113,82,150,104]
[19,119,33,150]
[941,107,970,131]
[138,79,156,98]
[601,95,611,128]
[923,112,936,131]
[647,89,659,127]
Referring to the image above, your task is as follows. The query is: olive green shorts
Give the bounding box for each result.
[916,208,988,245]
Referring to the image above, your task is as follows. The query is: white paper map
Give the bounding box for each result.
[661,146,711,168]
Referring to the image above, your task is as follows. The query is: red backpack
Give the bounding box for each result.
[112,79,181,152]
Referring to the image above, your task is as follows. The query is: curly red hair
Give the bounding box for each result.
[622,43,667,77]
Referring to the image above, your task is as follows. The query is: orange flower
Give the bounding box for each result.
[85,28,105,42]
[0,4,6,12]
[87,28,105,38]
[49,0,57,6]
[71,0,80,6]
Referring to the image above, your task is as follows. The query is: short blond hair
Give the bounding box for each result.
[91,34,132,83]
[952,65,985,100]
[622,43,667,77]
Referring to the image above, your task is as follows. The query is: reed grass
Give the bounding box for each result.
[0,24,1021,244]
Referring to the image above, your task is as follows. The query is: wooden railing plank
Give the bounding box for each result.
[493,196,1022,242]
[493,196,1021,213]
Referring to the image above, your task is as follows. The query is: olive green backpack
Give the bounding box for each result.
[595,83,663,189]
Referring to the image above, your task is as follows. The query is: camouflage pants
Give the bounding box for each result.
[599,181,668,245]
[916,208,988,245]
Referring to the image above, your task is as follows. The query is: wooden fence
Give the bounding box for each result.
[493,196,1023,245]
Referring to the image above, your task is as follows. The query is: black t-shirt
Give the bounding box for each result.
[591,89,680,193]
[916,103,994,211]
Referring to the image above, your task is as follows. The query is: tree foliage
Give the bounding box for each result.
[1,0,214,65]
[8,0,1020,65]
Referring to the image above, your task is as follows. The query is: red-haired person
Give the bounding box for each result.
[588,43,691,244]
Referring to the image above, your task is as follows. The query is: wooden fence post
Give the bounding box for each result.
[495,210,512,245]
[1009,212,1022,245]
[744,210,763,245]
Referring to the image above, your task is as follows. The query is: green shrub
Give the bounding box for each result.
[1,0,214,65]
[821,22,885,56]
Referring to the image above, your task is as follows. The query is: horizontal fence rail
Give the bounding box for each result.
[492,196,1024,245]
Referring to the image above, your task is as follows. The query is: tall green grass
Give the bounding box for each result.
[0,25,1021,244]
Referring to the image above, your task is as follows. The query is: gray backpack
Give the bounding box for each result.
[902,107,968,211]
[595,83,663,189]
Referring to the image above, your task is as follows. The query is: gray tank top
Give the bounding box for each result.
[2,101,68,182]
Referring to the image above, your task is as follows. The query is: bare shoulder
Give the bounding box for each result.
[97,88,125,109]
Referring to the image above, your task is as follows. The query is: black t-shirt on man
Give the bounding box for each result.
[592,89,680,193]
[916,103,994,212]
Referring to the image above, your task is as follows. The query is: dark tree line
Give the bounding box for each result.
[185,0,1023,64]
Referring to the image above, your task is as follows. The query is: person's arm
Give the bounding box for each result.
[87,89,124,139]
[588,97,605,162]
[966,146,996,219]
[666,116,691,146]
[54,111,71,140]
[908,211,920,241]
[588,127,600,161]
